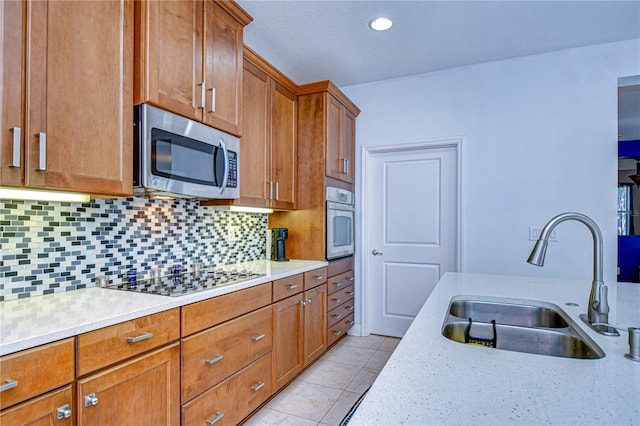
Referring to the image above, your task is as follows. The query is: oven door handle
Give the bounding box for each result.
[327,204,354,212]
[217,138,229,195]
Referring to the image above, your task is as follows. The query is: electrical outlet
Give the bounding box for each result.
[529,226,558,242]
[228,225,240,242]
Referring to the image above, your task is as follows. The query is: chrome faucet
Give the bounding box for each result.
[527,212,619,336]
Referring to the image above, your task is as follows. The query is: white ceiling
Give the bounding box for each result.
[237,0,640,88]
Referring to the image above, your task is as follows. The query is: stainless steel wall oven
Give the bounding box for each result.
[326,187,355,260]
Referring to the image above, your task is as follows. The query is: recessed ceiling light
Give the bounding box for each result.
[369,17,392,31]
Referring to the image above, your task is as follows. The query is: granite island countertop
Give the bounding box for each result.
[348,272,640,425]
[0,259,327,356]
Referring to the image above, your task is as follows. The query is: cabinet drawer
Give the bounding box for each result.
[272,274,303,302]
[182,283,272,336]
[327,299,355,328]
[304,267,327,290]
[77,308,179,376]
[0,385,73,425]
[327,284,354,311]
[182,306,273,402]
[182,352,273,426]
[327,256,353,277]
[0,338,74,410]
[327,270,354,295]
[327,314,355,347]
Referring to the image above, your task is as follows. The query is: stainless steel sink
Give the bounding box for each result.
[441,296,605,359]
[448,299,569,328]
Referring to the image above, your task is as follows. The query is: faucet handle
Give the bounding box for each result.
[597,284,610,315]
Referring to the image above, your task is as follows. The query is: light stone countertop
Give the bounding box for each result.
[348,272,640,426]
[0,259,327,356]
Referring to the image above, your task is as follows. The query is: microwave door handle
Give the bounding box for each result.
[217,138,229,195]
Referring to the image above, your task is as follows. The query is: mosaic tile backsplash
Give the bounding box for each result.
[0,198,268,301]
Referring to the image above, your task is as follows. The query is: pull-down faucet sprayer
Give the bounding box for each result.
[527,212,619,336]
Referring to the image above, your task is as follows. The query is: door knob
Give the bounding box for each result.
[371,249,383,256]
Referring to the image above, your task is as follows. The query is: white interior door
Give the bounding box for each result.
[366,144,459,337]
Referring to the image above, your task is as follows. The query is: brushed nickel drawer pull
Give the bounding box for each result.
[10,127,21,167]
[332,314,342,320]
[0,379,18,392]
[300,300,307,307]
[84,393,98,407]
[333,298,342,304]
[126,331,153,343]
[250,381,265,392]
[347,320,355,326]
[348,291,355,296]
[313,275,324,280]
[206,411,224,425]
[333,330,343,336]
[287,284,298,290]
[56,404,72,420]
[333,282,343,287]
[204,354,224,365]
[251,333,266,342]
[348,277,354,282]
[347,306,354,311]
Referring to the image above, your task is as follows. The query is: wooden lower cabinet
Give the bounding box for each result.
[182,353,272,426]
[76,342,180,426]
[0,385,73,426]
[272,282,327,391]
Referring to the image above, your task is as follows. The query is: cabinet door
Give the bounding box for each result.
[326,94,344,181]
[0,0,26,187]
[26,0,133,196]
[77,343,180,426]
[341,108,356,184]
[202,1,243,136]
[272,294,304,391]
[303,284,327,366]
[270,81,297,210]
[238,59,270,207]
[136,0,203,121]
[0,386,73,426]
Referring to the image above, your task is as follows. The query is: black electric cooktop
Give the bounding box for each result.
[105,268,264,297]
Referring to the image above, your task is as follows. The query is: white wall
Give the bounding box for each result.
[342,40,640,315]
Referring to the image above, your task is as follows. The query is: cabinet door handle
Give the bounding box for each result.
[204,354,224,365]
[198,82,206,109]
[250,381,265,392]
[306,298,311,305]
[126,331,153,343]
[300,300,306,307]
[56,404,72,420]
[208,87,216,113]
[268,181,273,200]
[333,298,342,304]
[287,284,298,290]
[275,181,279,200]
[251,333,265,342]
[0,379,18,392]
[36,132,47,171]
[206,411,224,425]
[346,159,350,175]
[10,127,21,167]
[333,282,343,288]
[84,393,99,407]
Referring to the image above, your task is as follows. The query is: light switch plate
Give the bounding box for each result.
[228,225,240,241]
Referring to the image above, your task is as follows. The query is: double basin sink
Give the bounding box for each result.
[441,296,605,359]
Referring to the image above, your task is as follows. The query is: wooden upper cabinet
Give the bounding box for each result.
[1,0,133,196]
[326,94,355,184]
[203,46,297,210]
[135,0,251,136]
[0,0,26,188]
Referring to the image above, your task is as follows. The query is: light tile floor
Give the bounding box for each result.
[245,334,401,426]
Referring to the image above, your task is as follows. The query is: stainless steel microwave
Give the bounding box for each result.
[133,104,240,199]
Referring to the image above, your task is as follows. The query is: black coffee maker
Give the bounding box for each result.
[270,228,289,262]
